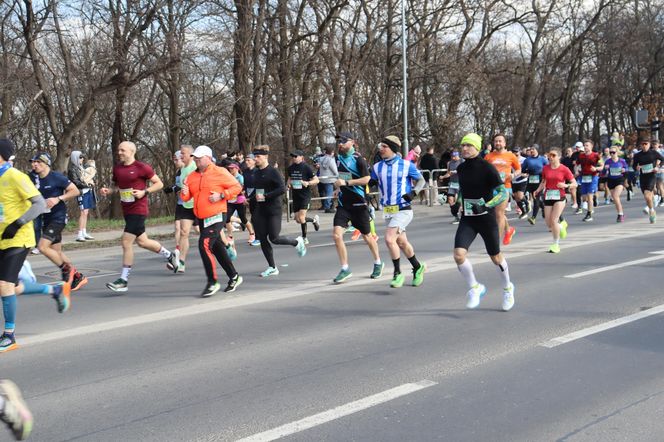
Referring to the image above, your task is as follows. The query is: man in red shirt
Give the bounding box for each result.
[100,141,180,292]
[574,139,602,222]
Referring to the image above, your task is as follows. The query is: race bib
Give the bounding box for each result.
[642,163,654,173]
[291,179,302,190]
[463,198,487,216]
[120,188,135,203]
[383,205,399,215]
[581,175,592,183]
[0,203,4,223]
[203,213,225,228]
[528,175,540,184]
[338,172,352,181]
[545,189,561,200]
[628,167,634,172]
[609,167,623,177]
[449,181,460,190]
[256,189,265,202]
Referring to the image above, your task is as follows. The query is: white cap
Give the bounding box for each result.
[574,141,583,149]
[192,145,213,158]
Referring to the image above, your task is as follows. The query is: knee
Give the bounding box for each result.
[453,249,465,264]
[332,230,344,242]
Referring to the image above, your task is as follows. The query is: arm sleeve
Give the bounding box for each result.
[370,164,378,180]
[17,194,47,225]
[412,176,426,193]
[486,184,508,208]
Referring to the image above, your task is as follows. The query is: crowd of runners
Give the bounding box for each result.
[0,130,662,439]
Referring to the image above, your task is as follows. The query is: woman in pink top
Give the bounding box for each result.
[405,145,421,162]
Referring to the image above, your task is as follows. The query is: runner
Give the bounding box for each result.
[250,145,306,277]
[602,148,628,222]
[331,133,384,283]
[0,138,47,352]
[100,141,181,292]
[522,145,549,225]
[511,146,529,219]
[441,150,463,224]
[633,137,664,223]
[575,140,602,222]
[16,260,70,313]
[0,379,33,440]
[172,145,197,272]
[484,133,520,245]
[453,133,514,311]
[599,146,612,205]
[286,149,320,245]
[224,162,256,245]
[370,135,427,288]
[181,145,244,296]
[534,148,575,253]
[30,152,88,291]
[242,154,261,246]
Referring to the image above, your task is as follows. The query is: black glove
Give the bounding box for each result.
[402,190,417,203]
[2,220,23,240]
[469,201,487,215]
[163,186,173,194]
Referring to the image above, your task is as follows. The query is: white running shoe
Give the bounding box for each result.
[502,282,515,312]
[261,267,280,277]
[643,206,650,215]
[466,283,486,309]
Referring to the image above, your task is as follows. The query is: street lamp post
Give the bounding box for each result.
[401,0,409,156]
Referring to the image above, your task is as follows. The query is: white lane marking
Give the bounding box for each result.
[540,304,664,348]
[236,380,437,442]
[564,251,664,279]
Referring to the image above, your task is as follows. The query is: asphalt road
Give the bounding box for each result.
[6,196,664,442]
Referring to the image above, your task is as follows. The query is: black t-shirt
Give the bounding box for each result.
[457,156,503,212]
[633,149,664,175]
[337,153,370,208]
[31,171,71,224]
[253,165,285,216]
[419,153,438,172]
[287,162,315,198]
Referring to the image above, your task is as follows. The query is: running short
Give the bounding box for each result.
[526,183,540,194]
[640,173,657,192]
[333,205,372,235]
[580,176,599,195]
[77,190,96,210]
[512,181,527,193]
[543,198,566,207]
[454,214,500,256]
[0,247,30,284]
[175,205,196,221]
[124,214,146,236]
[292,194,311,212]
[41,221,65,245]
[607,178,624,190]
[385,208,413,232]
[598,176,608,185]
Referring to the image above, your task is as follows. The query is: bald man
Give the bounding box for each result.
[100,141,180,292]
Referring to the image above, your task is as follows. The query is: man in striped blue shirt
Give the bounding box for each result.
[370,135,427,288]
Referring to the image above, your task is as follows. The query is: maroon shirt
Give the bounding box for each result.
[112,160,155,216]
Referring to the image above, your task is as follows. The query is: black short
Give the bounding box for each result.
[512,181,527,193]
[607,178,624,190]
[41,221,65,245]
[454,214,500,256]
[175,205,196,221]
[599,176,608,185]
[526,183,541,194]
[292,194,311,212]
[0,247,30,284]
[124,214,146,236]
[543,198,566,207]
[333,205,372,235]
[640,174,657,192]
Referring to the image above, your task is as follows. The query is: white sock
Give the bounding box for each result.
[83,229,88,236]
[496,258,511,288]
[374,260,382,265]
[457,260,478,288]
[78,230,84,237]
[341,264,349,271]
[120,266,131,281]
[158,247,171,259]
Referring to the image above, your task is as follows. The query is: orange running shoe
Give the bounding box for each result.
[503,226,516,245]
[351,229,362,241]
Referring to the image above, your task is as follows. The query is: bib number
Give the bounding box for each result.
[0,203,4,223]
[203,213,225,228]
[609,167,623,177]
[120,188,135,203]
[642,163,654,173]
[256,189,265,202]
[581,175,592,183]
[463,198,487,216]
[449,181,460,190]
[338,172,352,181]
[545,189,561,200]
[291,180,302,190]
[383,205,399,215]
[528,175,540,184]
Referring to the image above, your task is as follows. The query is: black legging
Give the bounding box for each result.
[225,202,249,226]
[253,211,297,267]
[198,219,237,284]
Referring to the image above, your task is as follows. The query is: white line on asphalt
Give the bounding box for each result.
[236,380,438,442]
[540,304,664,348]
[564,251,664,279]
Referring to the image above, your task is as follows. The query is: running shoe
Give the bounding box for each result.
[0,333,18,353]
[166,249,181,272]
[106,278,128,292]
[250,239,261,247]
[502,226,516,245]
[247,233,256,244]
[71,272,88,292]
[0,380,33,440]
[30,248,39,255]
[466,283,486,309]
[313,215,320,232]
[224,275,243,293]
[643,206,650,215]
[548,243,560,254]
[390,273,405,288]
[527,216,536,225]
[52,282,71,313]
[351,229,362,241]
[177,261,185,273]
[370,262,384,279]
[261,267,280,277]
[303,237,310,245]
[582,213,593,222]
[333,268,353,284]
[559,220,568,240]
[451,216,460,225]
[505,203,512,212]
[412,262,427,287]
[84,233,95,240]
[574,207,583,215]
[650,210,657,224]
[502,282,515,312]
[226,243,237,261]
[295,236,307,257]
[518,211,529,220]
[627,190,632,201]
[201,281,221,297]
[75,236,86,242]
[617,214,624,223]
[604,198,610,205]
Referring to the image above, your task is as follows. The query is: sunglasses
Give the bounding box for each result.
[547,153,558,157]
[610,151,617,154]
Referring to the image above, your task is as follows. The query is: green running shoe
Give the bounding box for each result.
[559,220,568,239]
[412,262,427,287]
[390,273,405,288]
[370,262,384,279]
[548,243,560,254]
[333,268,353,284]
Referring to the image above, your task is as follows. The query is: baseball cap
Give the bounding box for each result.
[174,150,183,159]
[574,141,583,149]
[30,152,52,166]
[336,131,355,143]
[246,153,255,160]
[192,145,213,158]
[290,149,305,157]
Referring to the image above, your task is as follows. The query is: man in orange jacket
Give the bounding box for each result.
[181,145,244,297]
